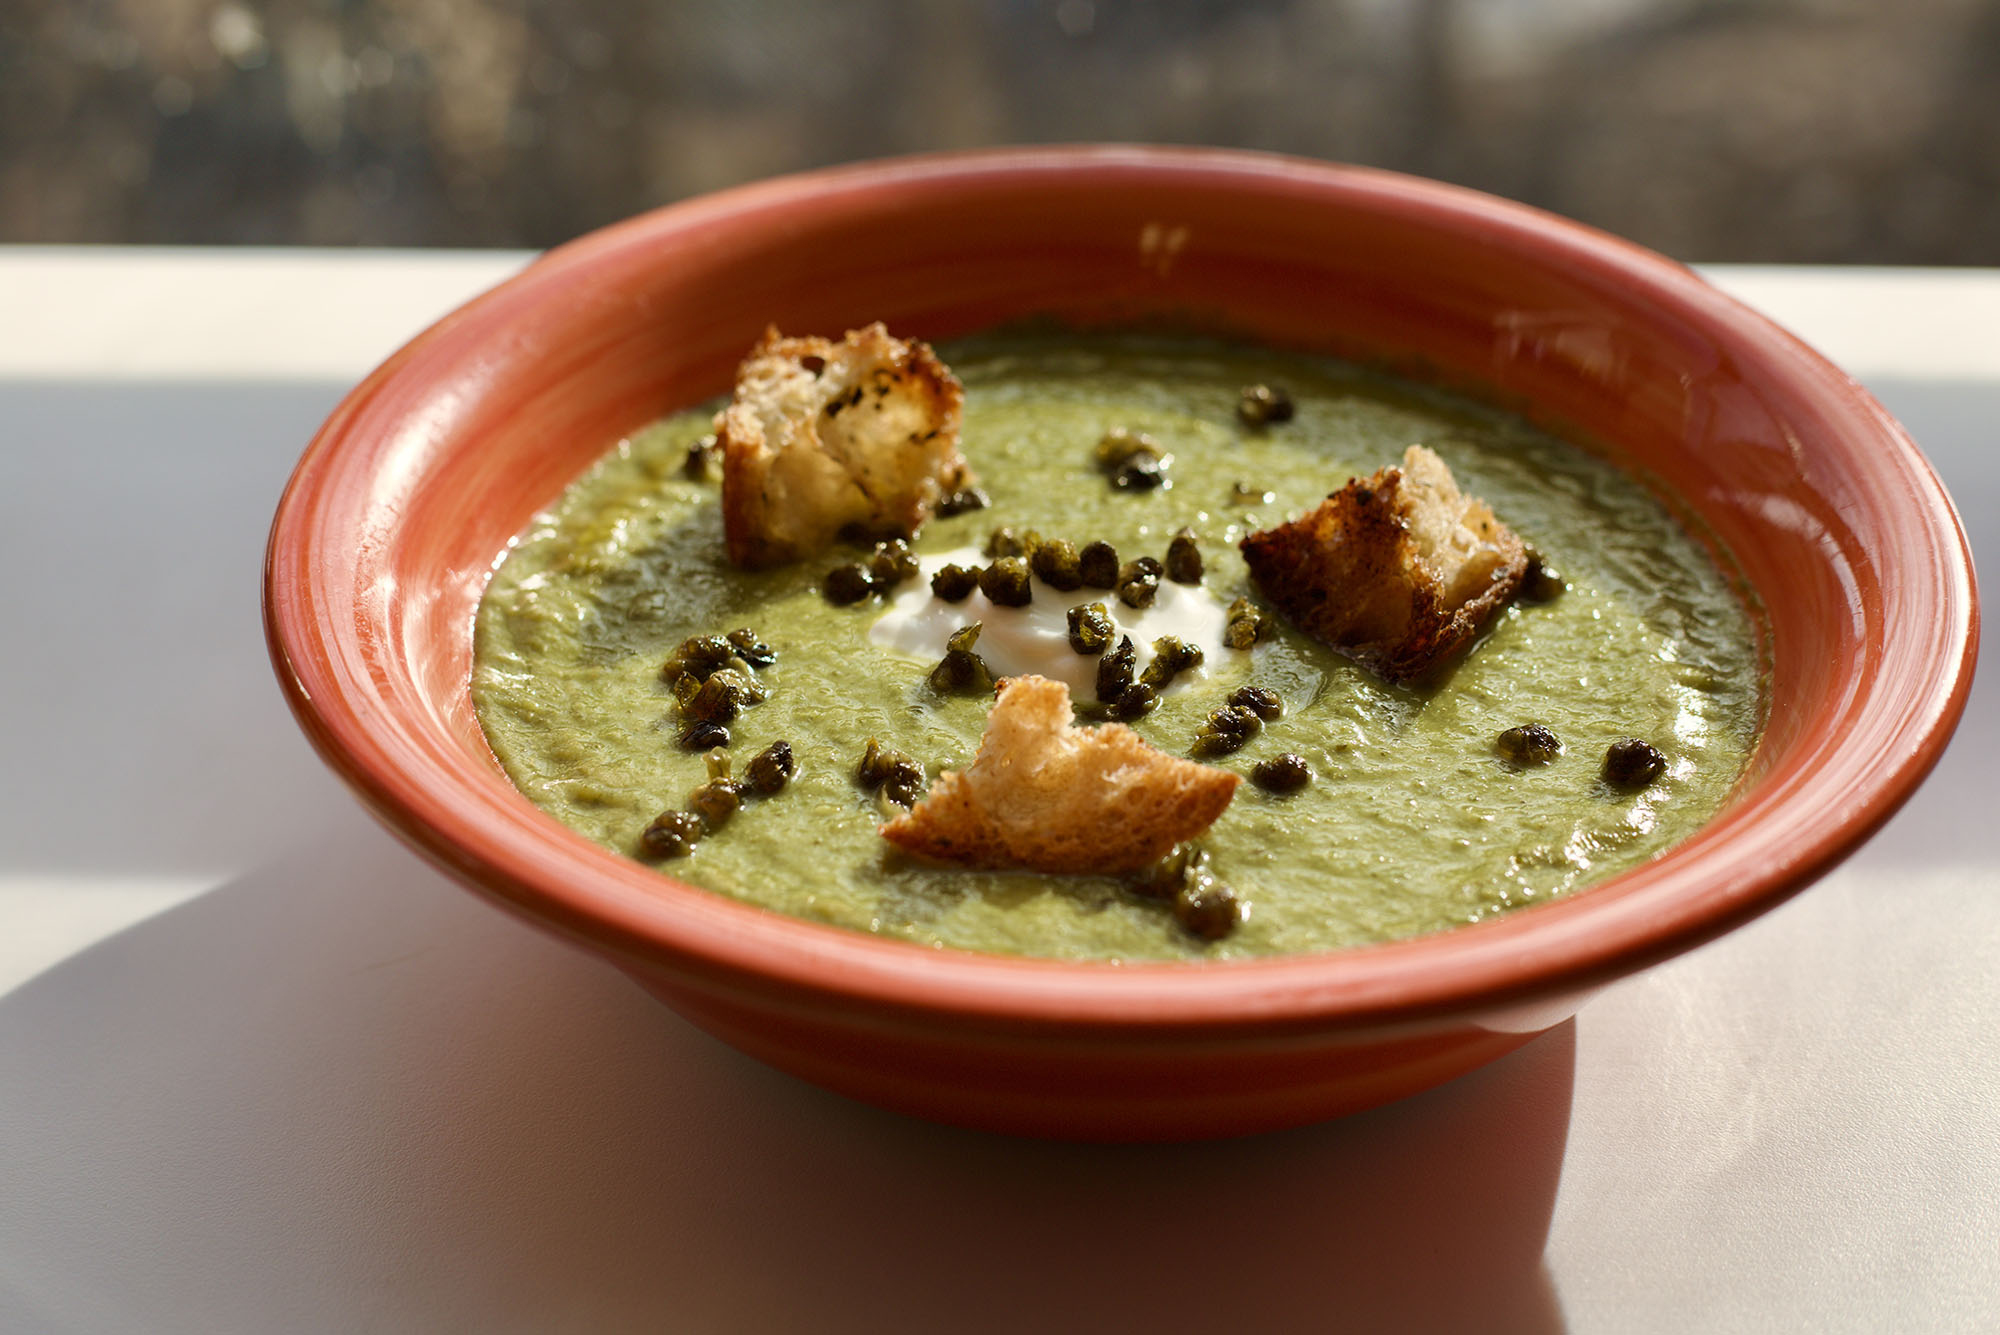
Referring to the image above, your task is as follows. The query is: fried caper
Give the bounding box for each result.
[1521,549,1567,603]
[930,649,993,694]
[1603,738,1666,790]
[938,486,990,517]
[744,740,796,795]
[930,563,980,602]
[1078,540,1120,589]
[985,526,1030,559]
[678,719,730,750]
[1140,636,1203,689]
[1132,843,1208,901]
[1227,685,1284,720]
[868,539,920,587]
[640,809,704,858]
[824,563,876,605]
[1095,427,1160,469]
[857,738,904,787]
[1223,597,1267,649]
[687,779,744,831]
[724,628,776,669]
[1496,724,1563,766]
[1096,635,1137,703]
[1191,704,1262,756]
[1112,455,1168,491]
[682,667,764,724]
[1164,528,1203,584]
[979,556,1034,607]
[1236,383,1295,428]
[1108,681,1159,720]
[1116,557,1162,610]
[881,758,927,808]
[1174,874,1242,941]
[662,634,734,684]
[1067,602,1114,655]
[1030,538,1083,591]
[681,434,718,481]
[1252,753,1314,793]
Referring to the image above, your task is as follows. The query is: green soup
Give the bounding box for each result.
[473,334,1762,961]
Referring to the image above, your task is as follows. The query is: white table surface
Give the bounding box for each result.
[1,250,1993,1335]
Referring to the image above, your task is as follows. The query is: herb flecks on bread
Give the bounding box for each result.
[717,323,971,569]
[880,675,1240,875]
[1239,445,1527,684]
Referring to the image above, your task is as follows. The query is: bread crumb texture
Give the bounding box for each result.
[1239,444,1527,683]
[718,323,971,569]
[881,675,1240,875]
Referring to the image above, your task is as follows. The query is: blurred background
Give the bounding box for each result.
[5,0,1997,263]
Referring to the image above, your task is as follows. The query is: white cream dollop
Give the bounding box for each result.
[869,548,1235,695]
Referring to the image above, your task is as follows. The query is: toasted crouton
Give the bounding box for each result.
[880,675,1240,875]
[1239,445,1527,683]
[716,323,971,569]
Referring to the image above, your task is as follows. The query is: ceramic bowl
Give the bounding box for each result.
[265,147,1978,1140]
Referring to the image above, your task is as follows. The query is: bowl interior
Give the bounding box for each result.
[266,148,1977,1028]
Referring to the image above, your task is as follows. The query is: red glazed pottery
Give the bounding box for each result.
[265,147,1978,1141]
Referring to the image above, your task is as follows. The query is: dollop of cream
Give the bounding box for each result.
[869,548,1235,695]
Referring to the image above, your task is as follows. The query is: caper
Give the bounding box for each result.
[857,738,902,787]
[881,758,927,808]
[947,622,984,653]
[639,809,704,858]
[1112,455,1167,491]
[687,779,744,831]
[744,740,796,795]
[858,740,924,801]
[1096,635,1137,703]
[1116,567,1159,610]
[938,486,990,517]
[662,634,734,683]
[1108,681,1159,721]
[985,526,1030,559]
[1164,528,1203,584]
[1031,538,1083,591]
[1132,843,1208,900]
[1140,636,1203,689]
[1496,724,1563,766]
[930,648,994,694]
[1078,540,1120,589]
[1223,597,1267,649]
[1521,549,1567,603]
[682,436,717,481]
[724,628,776,669]
[1252,753,1314,793]
[824,563,876,605]
[681,674,740,724]
[703,748,733,782]
[1227,685,1284,721]
[1067,602,1114,655]
[1174,874,1242,940]
[868,539,920,587]
[1236,383,1295,428]
[979,557,1034,607]
[678,719,730,750]
[928,564,975,602]
[1191,704,1262,756]
[1095,427,1160,469]
[1603,738,1666,790]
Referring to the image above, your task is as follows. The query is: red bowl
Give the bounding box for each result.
[265,147,1979,1140]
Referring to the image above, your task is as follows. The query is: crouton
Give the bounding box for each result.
[880,675,1240,875]
[717,323,971,569]
[1239,445,1527,684]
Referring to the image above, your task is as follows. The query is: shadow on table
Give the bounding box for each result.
[0,814,1574,1335]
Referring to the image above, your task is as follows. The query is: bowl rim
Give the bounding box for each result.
[266,144,1981,1034]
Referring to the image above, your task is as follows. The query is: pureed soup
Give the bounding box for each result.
[472,333,1763,961]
